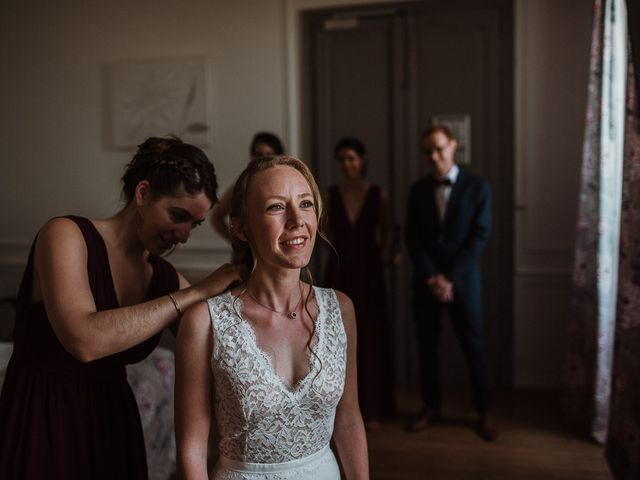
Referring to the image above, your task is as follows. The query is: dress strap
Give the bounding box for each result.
[145,255,179,297]
[61,215,114,306]
[16,215,101,311]
[208,292,241,361]
[15,240,37,312]
[313,287,345,341]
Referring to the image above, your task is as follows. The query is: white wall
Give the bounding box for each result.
[514,0,593,387]
[0,0,594,387]
[0,0,287,272]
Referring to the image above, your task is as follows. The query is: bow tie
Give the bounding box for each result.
[435,178,453,186]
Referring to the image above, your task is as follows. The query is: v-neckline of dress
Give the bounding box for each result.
[87,219,157,309]
[336,184,373,229]
[230,287,323,396]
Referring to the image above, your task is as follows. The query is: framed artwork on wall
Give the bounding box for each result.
[106,55,210,148]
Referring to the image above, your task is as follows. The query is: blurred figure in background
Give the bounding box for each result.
[405,125,496,441]
[210,132,285,243]
[324,137,396,430]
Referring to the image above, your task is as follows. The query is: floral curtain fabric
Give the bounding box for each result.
[605,53,640,480]
[565,0,627,443]
[567,0,640,477]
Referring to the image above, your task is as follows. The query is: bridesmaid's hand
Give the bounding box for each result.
[196,263,242,299]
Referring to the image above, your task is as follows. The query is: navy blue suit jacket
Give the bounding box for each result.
[405,170,491,296]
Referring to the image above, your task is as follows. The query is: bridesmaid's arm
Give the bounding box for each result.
[332,291,370,479]
[34,217,239,362]
[175,301,213,480]
[167,273,192,337]
[209,185,234,242]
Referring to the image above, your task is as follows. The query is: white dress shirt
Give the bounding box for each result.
[435,164,459,221]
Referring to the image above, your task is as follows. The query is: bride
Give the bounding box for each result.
[175,155,369,479]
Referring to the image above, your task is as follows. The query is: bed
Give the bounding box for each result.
[0,342,177,480]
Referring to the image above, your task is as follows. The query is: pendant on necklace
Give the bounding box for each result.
[287,312,297,319]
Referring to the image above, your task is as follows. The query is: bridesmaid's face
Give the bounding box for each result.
[336,148,364,180]
[135,181,211,255]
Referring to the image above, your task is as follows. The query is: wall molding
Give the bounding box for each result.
[0,241,31,269]
[514,270,574,389]
[168,246,231,273]
[515,267,573,278]
[0,241,231,274]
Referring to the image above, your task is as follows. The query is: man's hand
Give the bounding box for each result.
[426,274,454,303]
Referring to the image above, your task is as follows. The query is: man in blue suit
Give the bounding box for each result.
[405,125,497,440]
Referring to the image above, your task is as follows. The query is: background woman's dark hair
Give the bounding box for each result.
[334,136,368,177]
[333,136,366,158]
[249,132,285,157]
[121,136,218,205]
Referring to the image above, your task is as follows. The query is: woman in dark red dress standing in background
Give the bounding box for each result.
[324,137,396,430]
[0,137,240,479]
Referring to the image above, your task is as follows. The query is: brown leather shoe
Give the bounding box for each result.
[477,412,499,441]
[408,409,439,433]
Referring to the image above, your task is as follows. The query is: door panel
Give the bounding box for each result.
[305,0,514,389]
[310,11,419,384]
[315,15,394,194]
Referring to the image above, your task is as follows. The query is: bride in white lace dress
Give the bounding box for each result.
[175,156,369,479]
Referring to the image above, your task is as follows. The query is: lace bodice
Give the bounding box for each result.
[208,286,347,463]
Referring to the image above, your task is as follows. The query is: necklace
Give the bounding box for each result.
[245,283,303,319]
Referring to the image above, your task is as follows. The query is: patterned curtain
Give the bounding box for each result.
[605,50,640,480]
[564,0,627,443]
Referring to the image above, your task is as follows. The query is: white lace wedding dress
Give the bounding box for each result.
[207,286,347,480]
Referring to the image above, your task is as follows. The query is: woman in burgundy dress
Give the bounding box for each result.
[210,132,285,245]
[0,137,240,479]
[324,137,396,430]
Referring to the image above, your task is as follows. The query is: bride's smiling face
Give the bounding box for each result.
[241,165,318,272]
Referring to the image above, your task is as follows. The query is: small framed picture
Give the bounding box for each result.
[431,114,471,165]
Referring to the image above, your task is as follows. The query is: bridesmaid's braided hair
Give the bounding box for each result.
[121,136,218,204]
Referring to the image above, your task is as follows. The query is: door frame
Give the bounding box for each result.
[298,0,514,389]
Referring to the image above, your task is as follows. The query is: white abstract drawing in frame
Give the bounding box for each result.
[107,56,210,148]
[431,114,471,165]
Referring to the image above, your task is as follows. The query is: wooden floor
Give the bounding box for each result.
[365,387,612,480]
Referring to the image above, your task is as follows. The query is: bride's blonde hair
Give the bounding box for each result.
[228,155,328,383]
[229,155,325,280]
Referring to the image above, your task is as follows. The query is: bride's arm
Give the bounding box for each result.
[332,291,370,479]
[175,301,213,480]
